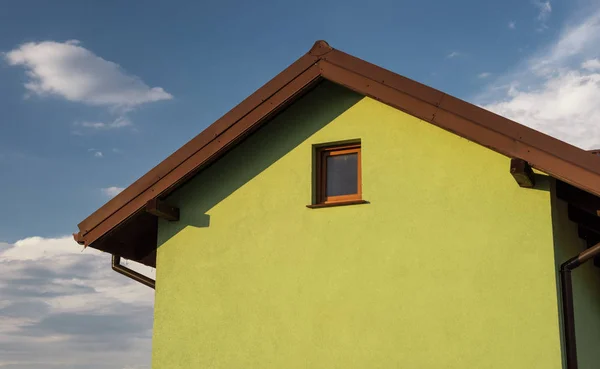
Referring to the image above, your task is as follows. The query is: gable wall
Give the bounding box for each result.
[152,82,562,368]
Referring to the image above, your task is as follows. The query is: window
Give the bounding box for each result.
[315,143,362,205]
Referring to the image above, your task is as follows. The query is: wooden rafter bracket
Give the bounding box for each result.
[568,205,600,234]
[578,226,600,244]
[146,198,180,221]
[510,158,535,188]
[557,180,600,217]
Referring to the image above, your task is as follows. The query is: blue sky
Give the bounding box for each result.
[2,0,600,368]
[0,0,571,243]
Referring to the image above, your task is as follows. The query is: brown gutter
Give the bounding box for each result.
[559,241,600,369]
[112,255,155,289]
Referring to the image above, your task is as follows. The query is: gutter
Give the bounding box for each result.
[560,241,600,369]
[112,255,155,289]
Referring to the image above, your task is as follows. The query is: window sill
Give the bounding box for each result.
[306,199,369,209]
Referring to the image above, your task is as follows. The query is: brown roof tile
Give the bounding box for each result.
[74,40,600,266]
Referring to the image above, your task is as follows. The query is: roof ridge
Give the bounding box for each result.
[309,40,333,57]
[73,40,600,267]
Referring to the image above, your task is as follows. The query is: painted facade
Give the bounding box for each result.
[150,82,587,368]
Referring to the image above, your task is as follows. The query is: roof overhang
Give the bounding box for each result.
[74,40,600,267]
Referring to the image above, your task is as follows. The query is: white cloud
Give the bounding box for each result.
[4,41,172,110]
[79,116,132,130]
[480,8,600,150]
[0,236,155,368]
[582,58,600,71]
[446,51,461,59]
[1,237,83,261]
[102,186,125,198]
[478,72,492,79]
[484,71,600,149]
[508,21,516,29]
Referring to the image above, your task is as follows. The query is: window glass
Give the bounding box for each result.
[326,153,358,197]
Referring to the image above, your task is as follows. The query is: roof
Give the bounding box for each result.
[73,40,600,267]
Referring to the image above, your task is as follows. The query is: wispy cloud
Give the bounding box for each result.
[0,236,154,369]
[87,148,109,158]
[479,8,600,150]
[534,1,552,30]
[102,186,125,198]
[535,1,552,21]
[508,21,516,30]
[446,51,461,59]
[78,116,132,130]
[478,72,492,79]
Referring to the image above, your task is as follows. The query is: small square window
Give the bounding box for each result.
[315,143,362,205]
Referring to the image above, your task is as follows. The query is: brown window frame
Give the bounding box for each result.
[315,143,362,205]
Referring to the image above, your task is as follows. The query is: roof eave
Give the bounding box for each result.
[73,40,600,263]
[74,41,333,252]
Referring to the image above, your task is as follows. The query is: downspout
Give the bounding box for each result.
[560,241,600,369]
[112,255,156,289]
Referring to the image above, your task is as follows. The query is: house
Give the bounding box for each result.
[73,41,600,369]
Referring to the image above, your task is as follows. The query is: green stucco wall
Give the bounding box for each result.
[551,185,600,369]
[153,82,563,368]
